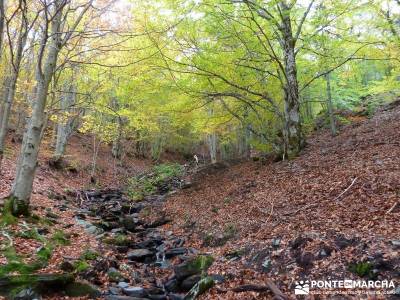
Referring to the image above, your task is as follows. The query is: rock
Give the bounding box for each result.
[14,288,41,300]
[105,296,149,300]
[334,234,356,249]
[261,258,272,272]
[59,260,75,272]
[390,240,400,249]
[164,278,179,293]
[122,286,146,297]
[109,286,121,295]
[165,248,187,259]
[317,245,333,259]
[180,275,201,291]
[184,276,214,300]
[210,274,225,283]
[147,295,167,300]
[290,235,312,250]
[64,282,101,298]
[108,267,123,282]
[45,211,60,219]
[127,249,154,262]
[168,294,184,300]
[86,225,104,235]
[118,282,130,289]
[173,255,214,280]
[144,287,166,300]
[296,252,315,269]
[122,216,136,232]
[0,273,74,290]
[272,238,281,248]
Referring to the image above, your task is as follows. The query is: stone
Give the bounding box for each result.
[390,240,400,249]
[261,258,272,272]
[180,274,201,291]
[14,288,41,300]
[60,260,75,272]
[105,296,148,300]
[122,216,136,232]
[296,252,315,269]
[167,294,184,300]
[210,274,225,283]
[109,286,121,295]
[108,267,123,282]
[173,255,214,280]
[272,238,281,248]
[184,276,214,300]
[164,278,179,293]
[118,282,130,289]
[122,286,145,297]
[64,282,101,298]
[147,295,167,300]
[86,225,104,235]
[165,248,187,259]
[127,249,154,262]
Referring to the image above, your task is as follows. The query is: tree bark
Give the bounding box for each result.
[10,1,63,216]
[0,0,4,60]
[0,13,28,170]
[279,2,303,157]
[325,72,337,136]
[53,83,77,161]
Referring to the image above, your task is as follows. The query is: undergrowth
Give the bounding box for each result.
[127,163,184,201]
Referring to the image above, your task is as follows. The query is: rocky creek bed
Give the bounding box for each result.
[0,181,222,300]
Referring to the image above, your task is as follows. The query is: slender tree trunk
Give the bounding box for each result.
[10,2,63,216]
[111,117,123,159]
[279,2,303,157]
[207,133,217,164]
[53,83,77,160]
[325,72,336,136]
[0,12,28,170]
[0,0,4,60]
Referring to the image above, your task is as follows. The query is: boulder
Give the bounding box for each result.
[127,249,154,262]
[180,275,201,291]
[122,286,146,297]
[165,248,187,259]
[173,255,214,280]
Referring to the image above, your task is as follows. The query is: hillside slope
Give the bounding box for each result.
[164,101,400,299]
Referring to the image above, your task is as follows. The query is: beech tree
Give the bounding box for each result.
[9,0,93,216]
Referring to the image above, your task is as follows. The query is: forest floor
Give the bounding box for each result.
[0,100,399,300]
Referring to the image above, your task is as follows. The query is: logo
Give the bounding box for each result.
[295,280,310,295]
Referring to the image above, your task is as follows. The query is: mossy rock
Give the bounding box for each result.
[184,276,214,300]
[64,282,101,298]
[174,255,214,280]
[0,273,74,296]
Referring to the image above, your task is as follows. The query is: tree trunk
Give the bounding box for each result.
[325,72,337,136]
[279,2,303,157]
[207,133,217,164]
[111,117,123,159]
[0,0,4,60]
[10,2,63,216]
[53,83,77,161]
[0,11,28,170]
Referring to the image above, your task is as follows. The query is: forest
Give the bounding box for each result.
[0,0,399,299]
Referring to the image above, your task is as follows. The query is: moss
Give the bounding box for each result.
[349,261,373,278]
[64,282,100,297]
[17,228,44,242]
[0,198,18,226]
[73,260,90,273]
[0,246,50,277]
[51,230,70,246]
[80,249,99,261]
[186,255,214,276]
[185,276,215,300]
[104,234,130,246]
